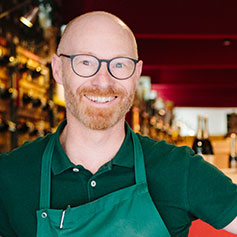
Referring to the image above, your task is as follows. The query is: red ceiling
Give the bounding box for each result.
[61,0,237,107]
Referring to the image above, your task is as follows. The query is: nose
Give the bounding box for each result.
[91,62,114,89]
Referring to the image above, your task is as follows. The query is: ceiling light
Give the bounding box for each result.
[20,6,39,28]
[223,39,232,47]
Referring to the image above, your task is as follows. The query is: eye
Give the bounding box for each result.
[115,62,124,68]
[82,60,91,66]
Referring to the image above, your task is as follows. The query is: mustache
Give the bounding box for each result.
[77,87,127,97]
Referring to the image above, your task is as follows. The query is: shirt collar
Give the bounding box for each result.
[110,122,134,168]
[52,120,134,175]
[52,120,74,175]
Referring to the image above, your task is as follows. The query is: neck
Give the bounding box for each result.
[60,115,126,174]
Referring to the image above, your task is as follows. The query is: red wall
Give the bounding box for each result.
[61,0,237,107]
[190,220,236,237]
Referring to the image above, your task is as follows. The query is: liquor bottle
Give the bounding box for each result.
[229,133,237,169]
[192,115,204,154]
[202,116,214,164]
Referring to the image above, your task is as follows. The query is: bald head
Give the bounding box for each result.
[57,11,138,59]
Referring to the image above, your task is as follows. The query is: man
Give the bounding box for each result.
[0,11,237,236]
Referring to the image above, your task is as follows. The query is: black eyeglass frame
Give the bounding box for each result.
[59,53,139,80]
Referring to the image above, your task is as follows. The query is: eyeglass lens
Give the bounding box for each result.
[72,55,136,79]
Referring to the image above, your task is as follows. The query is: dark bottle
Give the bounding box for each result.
[192,115,203,155]
[0,55,10,66]
[31,70,41,79]
[32,98,42,108]
[202,116,214,164]
[22,93,32,105]
[42,101,50,111]
[229,133,237,169]
[0,88,12,99]
[18,63,29,73]
[29,128,39,137]
[202,116,214,153]
[0,119,9,132]
[17,122,29,134]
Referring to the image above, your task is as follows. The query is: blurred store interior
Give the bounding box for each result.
[1,0,237,171]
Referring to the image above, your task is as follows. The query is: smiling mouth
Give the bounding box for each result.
[84,95,117,103]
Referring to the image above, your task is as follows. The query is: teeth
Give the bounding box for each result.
[86,95,115,103]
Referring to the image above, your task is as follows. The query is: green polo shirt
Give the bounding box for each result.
[0,120,237,236]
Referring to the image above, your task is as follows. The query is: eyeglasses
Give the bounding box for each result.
[59,54,138,80]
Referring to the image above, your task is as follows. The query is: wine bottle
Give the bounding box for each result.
[17,122,29,134]
[202,116,214,164]
[229,133,237,169]
[0,88,12,99]
[22,93,32,105]
[0,119,9,132]
[192,115,203,154]
[32,98,42,108]
[0,55,10,66]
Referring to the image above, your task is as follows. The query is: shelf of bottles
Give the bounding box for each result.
[131,76,180,144]
[0,36,64,153]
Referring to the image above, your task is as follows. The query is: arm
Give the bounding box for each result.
[188,154,237,230]
[224,217,237,234]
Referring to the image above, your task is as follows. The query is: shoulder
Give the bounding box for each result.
[136,133,194,166]
[136,133,229,186]
[136,134,199,200]
[136,134,197,218]
[136,134,195,190]
[136,134,237,231]
[0,134,52,179]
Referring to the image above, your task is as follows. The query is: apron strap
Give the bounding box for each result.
[39,124,148,209]
[130,128,147,185]
[39,134,56,209]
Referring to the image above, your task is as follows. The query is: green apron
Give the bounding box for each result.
[36,127,170,236]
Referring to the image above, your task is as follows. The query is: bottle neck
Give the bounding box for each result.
[203,117,209,139]
[196,116,202,139]
[230,133,236,158]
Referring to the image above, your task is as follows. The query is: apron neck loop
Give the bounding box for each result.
[39,124,147,209]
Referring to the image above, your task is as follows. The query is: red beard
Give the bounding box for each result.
[64,84,136,130]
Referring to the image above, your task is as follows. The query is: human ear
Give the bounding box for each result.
[51,54,63,85]
[135,60,143,85]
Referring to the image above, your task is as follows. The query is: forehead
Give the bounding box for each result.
[60,14,137,59]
